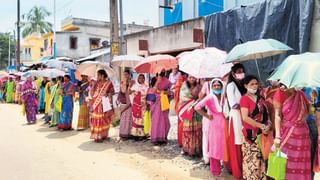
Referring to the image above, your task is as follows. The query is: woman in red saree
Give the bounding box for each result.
[90,69,115,142]
[273,87,311,180]
[131,74,148,138]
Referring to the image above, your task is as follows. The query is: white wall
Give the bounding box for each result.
[309,0,320,52]
[126,18,204,55]
[182,0,196,20]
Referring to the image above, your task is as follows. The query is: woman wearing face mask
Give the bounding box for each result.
[226,63,246,179]
[273,85,311,179]
[240,75,271,180]
[195,78,228,176]
[179,75,202,156]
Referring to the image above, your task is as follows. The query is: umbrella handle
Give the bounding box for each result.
[255,59,262,80]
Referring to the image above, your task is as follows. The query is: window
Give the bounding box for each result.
[70,36,78,49]
[28,48,31,55]
[89,38,100,50]
[44,39,48,50]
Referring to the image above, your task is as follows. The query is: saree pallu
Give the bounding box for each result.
[77,104,89,130]
[242,141,266,180]
[58,96,74,130]
[182,112,202,156]
[119,104,132,138]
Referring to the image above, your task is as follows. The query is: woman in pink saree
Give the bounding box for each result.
[150,70,171,144]
[273,87,311,180]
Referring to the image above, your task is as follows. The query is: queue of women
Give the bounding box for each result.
[4,53,319,180]
[10,59,317,179]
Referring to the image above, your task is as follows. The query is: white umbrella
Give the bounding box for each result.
[38,69,66,78]
[77,61,115,78]
[225,39,293,79]
[44,60,76,70]
[179,48,232,78]
[111,55,144,67]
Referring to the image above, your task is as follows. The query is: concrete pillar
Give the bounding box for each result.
[309,0,320,52]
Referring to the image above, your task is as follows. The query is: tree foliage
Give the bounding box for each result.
[22,6,53,38]
[0,33,15,69]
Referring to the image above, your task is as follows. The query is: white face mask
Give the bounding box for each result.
[247,88,257,94]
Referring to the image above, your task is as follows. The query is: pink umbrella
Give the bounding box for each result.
[0,75,15,82]
[134,54,177,74]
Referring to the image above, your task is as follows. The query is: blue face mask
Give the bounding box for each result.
[212,89,222,95]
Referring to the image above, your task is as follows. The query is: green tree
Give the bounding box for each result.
[0,33,15,70]
[22,6,53,38]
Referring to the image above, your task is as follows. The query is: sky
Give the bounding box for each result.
[0,0,159,32]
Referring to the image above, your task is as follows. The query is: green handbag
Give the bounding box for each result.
[267,150,287,180]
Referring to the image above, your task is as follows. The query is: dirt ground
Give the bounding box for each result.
[0,103,235,180]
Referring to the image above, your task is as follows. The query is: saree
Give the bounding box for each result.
[5,81,14,103]
[15,81,21,104]
[118,90,132,138]
[58,82,75,130]
[21,80,37,123]
[240,95,270,180]
[180,82,202,156]
[150,78,171,143]
[274,90,311,180]
[38,81,48,112]
[44,82,51,114]
[131,80,148,137]
[49,84,60,126]
[77,81,89,130]
[173,75,186,146]
[90,80,114,141]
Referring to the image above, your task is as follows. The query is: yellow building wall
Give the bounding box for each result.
[21,34,44,61]
[42,32,54,57]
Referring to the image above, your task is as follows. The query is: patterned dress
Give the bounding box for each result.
[90,80,115,141]
[58,82,75,130]
[21,80,37,123]
[77,81,90,130]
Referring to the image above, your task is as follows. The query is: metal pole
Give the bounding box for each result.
[17,0,21,70]
[12,30,16,67]
[119,0,124,55]
[8,33,10,67]
[53,0,57,60]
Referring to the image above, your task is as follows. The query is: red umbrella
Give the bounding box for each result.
[134,54,177,74]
